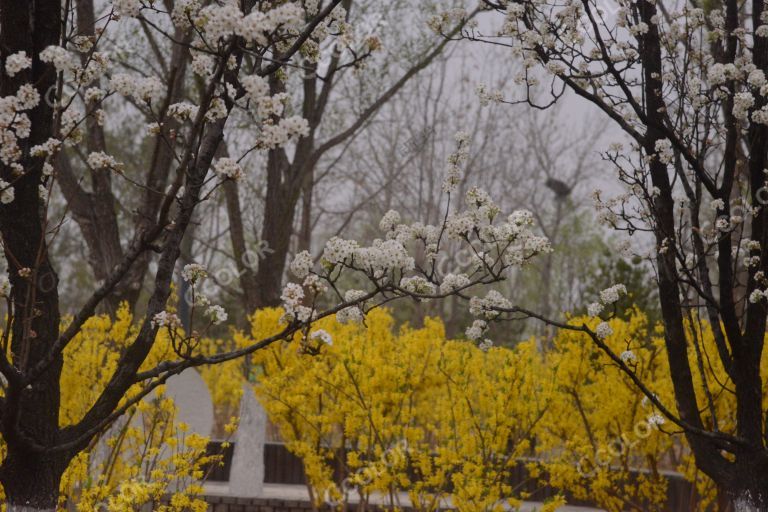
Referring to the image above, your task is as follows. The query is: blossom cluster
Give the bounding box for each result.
[151,311,182,329]
[279,172,552,347]
[584,284,628,339]
[213,157,244,181]
[4,51,31,77]
[5,0,321,221]
[150,264,230,334]
[181,263,208,284]
[0,80,41,171]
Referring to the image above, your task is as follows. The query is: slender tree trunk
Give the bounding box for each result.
[253,75,311,308]
[298,167,314,253]
[224,179,259,315]
[254,150,298,307]
[76,0,126,315]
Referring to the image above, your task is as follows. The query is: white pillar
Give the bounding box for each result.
[227,383,266,497]
[165,368,215,437]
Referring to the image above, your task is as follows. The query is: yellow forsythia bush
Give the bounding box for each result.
[533,310,676,512]
[247,308,563,512]
[0,304,755,512]
[247,307,765,512]
[534,309,768,511]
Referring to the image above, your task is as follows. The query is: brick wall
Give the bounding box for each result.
[203,495,446,512]
[205,496,315,512]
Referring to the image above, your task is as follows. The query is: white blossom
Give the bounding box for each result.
[445,212,475,240]
[620,349,637,364]
[400,276,436,295]
[469,290,512,319]
[171,0,201,27]
[595,321,613,339]
[198,2,242,43]
[281,283,304,313]
[181,263,208,284]
[478,338,494,352]
[5,52,31,77]
[87,151,123,171]
[379,210,400,232]
[167,102,199,121]
[654,139,674,164]
[206,304,228,325]
[749,289,767,303]
[647,413,666,427]
[336,306,363,323]
[733,92,755,120]
[353,239,415,275]
[39,46,74,73]
[344,289,368,303]
[336,290,367,324]
[476,83,504,105]
[587,302,603,317]
[152,311,182,329]
[442,131,469,193]
[236,3,303,45]
[290,250,313,279]
[190,54,215,77]
[257,116,309,149]
[440,273,470,294]
[748,69,766,88]
[213,157,244,181]
[629,21,649,35]
[508,209,534,226]
[0,179,14,204]
[599,284,627,305]
[465,319,487,340]
[84,87,105,104]
[310,329,333,346]
[303,274,327,294]
[241,75,269,100]
[110,73,164,103]
[323,237,359,265]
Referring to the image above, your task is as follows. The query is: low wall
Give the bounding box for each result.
[204,495,443,512]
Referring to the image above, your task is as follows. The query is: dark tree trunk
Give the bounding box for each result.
[0,0,72,508]
[721,463,768,512]
[254,147,299,308]
[253,73,315,308]
[1,450,68,512]
[298,166,314,253]
[224,176,260,316]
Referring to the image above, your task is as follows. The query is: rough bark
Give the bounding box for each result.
[0,0,72,506]
[298,167,314,253]
[254,141,303,307]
